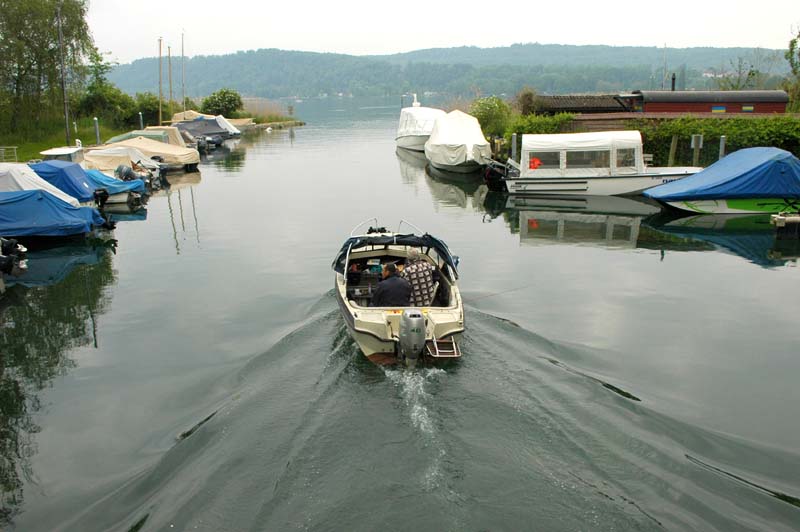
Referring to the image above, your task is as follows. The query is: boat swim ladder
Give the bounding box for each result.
[425,335,461,359]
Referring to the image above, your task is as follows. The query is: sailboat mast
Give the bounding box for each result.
[182,32,186,113]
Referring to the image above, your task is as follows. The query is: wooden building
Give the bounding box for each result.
[617,90,789,114]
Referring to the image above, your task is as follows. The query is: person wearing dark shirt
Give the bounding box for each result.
[371,263,411,307]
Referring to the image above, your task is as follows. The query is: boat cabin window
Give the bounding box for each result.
[616,148,636,170]
[528,151,560,170]
[565,150,610,169]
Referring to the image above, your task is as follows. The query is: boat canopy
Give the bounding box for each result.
[29,160,98,203]
[85,169,146,195]
[144,126,187,147]
[0,162,80,207]
[107,130,170,144]
[0,190,104,237]
[522,130,642,152]
[332,233,459,278]
[645,147,800,201]
[425,110,491,166]
[84,146,160,172]
[174,119,229,139]
[40,146,84,163]
[397,106,446,138]
[172,110,215,122]
[104,137,200,166]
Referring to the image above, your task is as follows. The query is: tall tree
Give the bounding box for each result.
[0,0,93,134]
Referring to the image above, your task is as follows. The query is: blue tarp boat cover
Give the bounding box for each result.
[644,147,800,201]
[0,190,104,237]
[29,160,98,203]
[85,169,146,195]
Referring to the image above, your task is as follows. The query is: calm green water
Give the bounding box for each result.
[2,98,800,531]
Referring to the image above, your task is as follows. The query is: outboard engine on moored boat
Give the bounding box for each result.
[399,309,426,368]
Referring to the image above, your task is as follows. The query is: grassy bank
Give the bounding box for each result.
[0,118,127,162]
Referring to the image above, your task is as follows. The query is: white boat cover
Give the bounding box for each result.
[105,137,200,166]
[171,110,240,135]
[0,163,80,207]
[214,115,241,135]
[396,106,446,138]
[84,146,161,172]
[522,130,642,152]
[424,110,491,166]
[171,110,215,122]
[144,126,187,147]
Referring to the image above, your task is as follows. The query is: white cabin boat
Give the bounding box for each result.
[424,110,491,173]
[489,131,700,195]
[332,219,464,367]
[396,94,446,151]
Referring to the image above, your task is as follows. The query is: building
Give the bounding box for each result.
[617,90,789,114]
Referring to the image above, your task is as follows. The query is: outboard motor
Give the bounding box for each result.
[115,164,137,181]
[0,237,26,257]
[93,188,109,209]
[399,309,426,368]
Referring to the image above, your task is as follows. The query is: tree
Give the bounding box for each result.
[470,96,511,138]
[786,30,800,112]
[76,48,135,126]
[200,88,243,116]
[0,0,93,134]
[514,87,541,115]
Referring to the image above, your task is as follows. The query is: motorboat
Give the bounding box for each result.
[396,94,446,152]
[644,147,800,214]
[332,219,464,367]
[29,160,144,208]
[424,110,491,173]
[485,130,700,195]
[0,162,81,207]
[103,136,200,173]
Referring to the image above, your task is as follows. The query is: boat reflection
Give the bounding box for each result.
[644,212,799,268]
[0,244,116,525]
[396,148,487,210]
[200,139,246,170]
[153,172,202,254]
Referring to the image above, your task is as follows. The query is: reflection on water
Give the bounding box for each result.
[0,245,116,524]
[396,148,487,211]
[157,172,202,254]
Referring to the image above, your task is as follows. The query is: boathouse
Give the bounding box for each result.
[617,90,789,114]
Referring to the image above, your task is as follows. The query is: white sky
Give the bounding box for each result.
[88,0,800,64]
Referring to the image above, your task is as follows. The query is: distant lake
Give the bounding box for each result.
[2,96,799,531]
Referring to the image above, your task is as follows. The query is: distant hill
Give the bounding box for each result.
[108,43,787,100]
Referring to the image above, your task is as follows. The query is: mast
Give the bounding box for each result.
[158,37,163,125]
[168,45,174,118]
[182,31,186,113]
[56,2,71,146]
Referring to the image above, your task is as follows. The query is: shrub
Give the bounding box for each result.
[470,96,511,138]
[200,88,243,117]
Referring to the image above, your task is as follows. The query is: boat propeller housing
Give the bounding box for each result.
[399,309,426,367]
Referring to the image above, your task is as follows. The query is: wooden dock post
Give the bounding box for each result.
[668,135,678,166]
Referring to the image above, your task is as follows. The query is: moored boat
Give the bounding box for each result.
[396,94,446,152]
[424,110,491,173]
[644,147,800,214]
[486,130,700,195]
[332,219,464,367]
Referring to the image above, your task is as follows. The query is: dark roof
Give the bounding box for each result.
[631,90,789,103]
[332,233,459,278]
[537,94,626,113]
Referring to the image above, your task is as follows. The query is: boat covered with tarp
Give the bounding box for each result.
[0,190,105,237]
[104,137,200,171]
[644,147,800,214]
[396,94,446,151]
[144,126,187,147]
[424,110,491,173]
[29,160,100,204]
[106,130,170,145]
[332,219,464,367]
[85,169,146,197]
[0,162,80,207]
[84,146,161,173]
[174,119,229,143]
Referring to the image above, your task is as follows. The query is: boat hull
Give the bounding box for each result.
[428,159,484,174]
[665,198,800,214]
[504,170,697,196]
[396,135,428,152]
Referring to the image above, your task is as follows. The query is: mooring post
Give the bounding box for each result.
[94,117,100,145]
[139,111,144,129]
[691,134,703,167]
[668,135,678,166]
[719,135,726,160]
[511,133,517,162]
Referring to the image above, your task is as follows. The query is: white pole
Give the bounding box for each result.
[182,31,186,113]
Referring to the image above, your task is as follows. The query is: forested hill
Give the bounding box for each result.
[108,43,786,99]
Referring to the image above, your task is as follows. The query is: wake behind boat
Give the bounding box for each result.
[332,219,464,367]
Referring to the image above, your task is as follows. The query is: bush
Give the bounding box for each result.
[631,115,800,165]
[514,87,541,115]
[200,88,243,117]
[470,96,511,138]
[133,92,161,127]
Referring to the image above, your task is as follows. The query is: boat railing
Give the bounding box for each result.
[397,219,424,235]
[350,217,378,236]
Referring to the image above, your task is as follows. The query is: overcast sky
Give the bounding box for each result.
[88,0,800,64]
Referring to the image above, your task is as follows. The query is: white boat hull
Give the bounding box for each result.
[428,159,484,174]
[396,135,429,152]
[504,169,698,196]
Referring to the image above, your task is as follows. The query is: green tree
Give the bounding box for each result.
[470,96,511,138]
[514,87,541,115]
[200,88,243,116]
[785,30,800,112]
[133,92,161,127]
[76,48,135,126]
[0,0,93,134]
